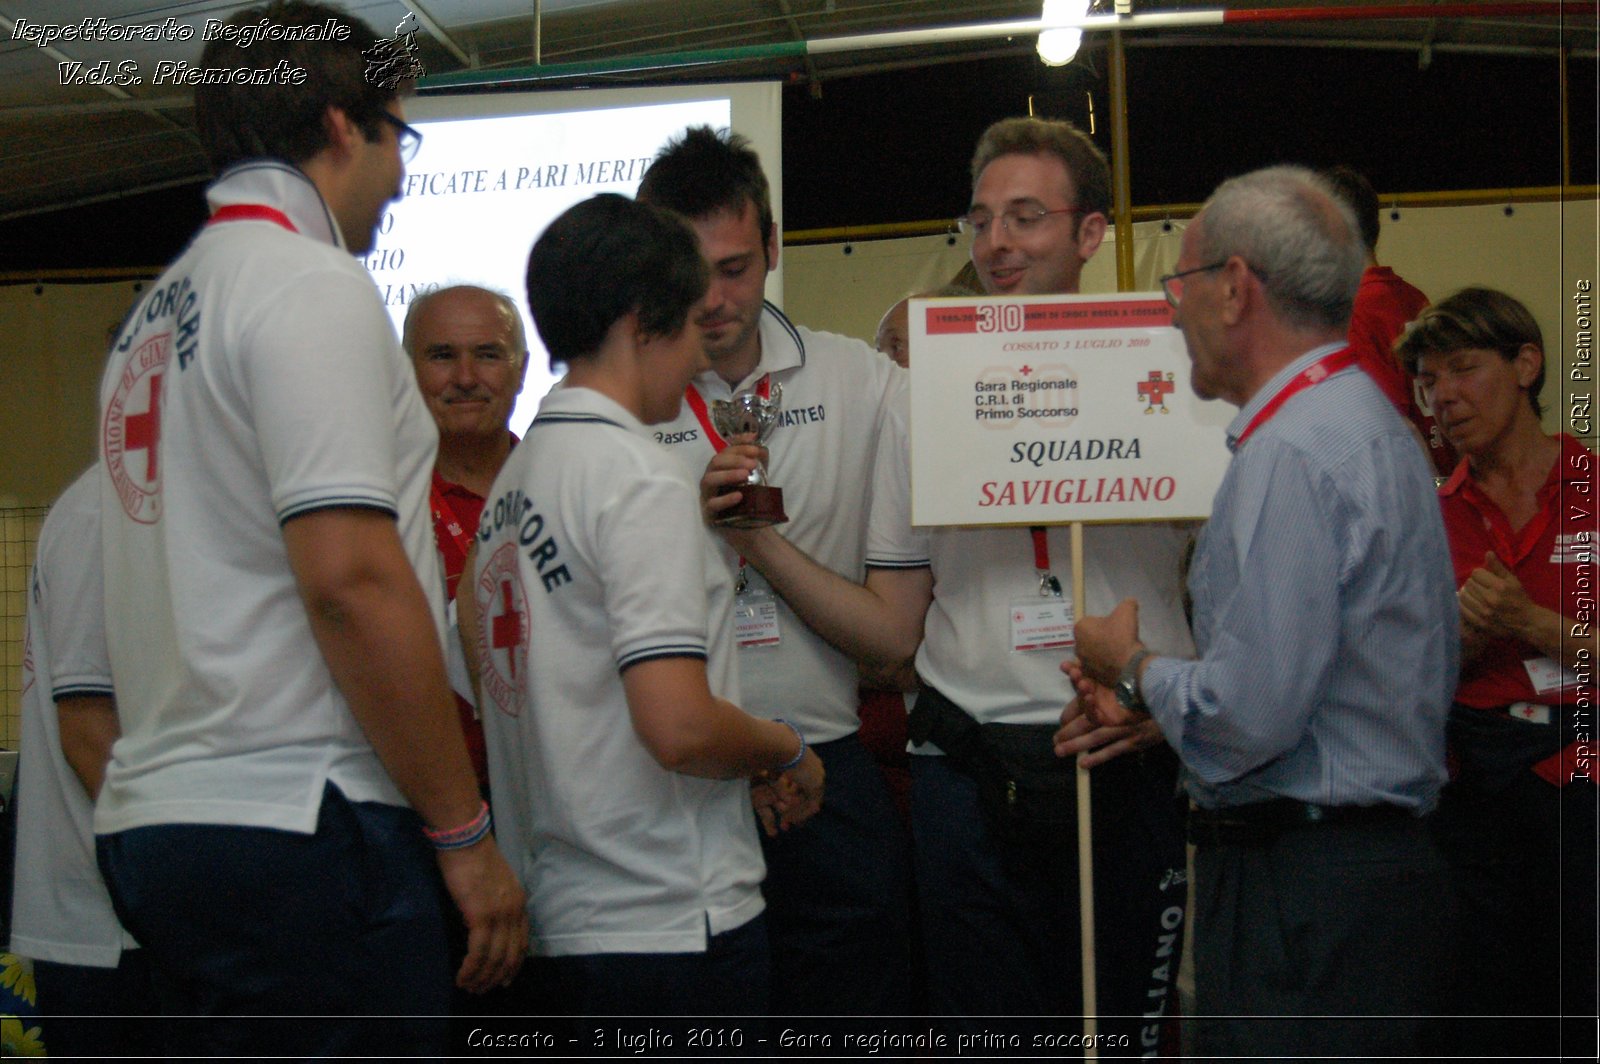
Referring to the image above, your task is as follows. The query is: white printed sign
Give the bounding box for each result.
[909,293,1234,526]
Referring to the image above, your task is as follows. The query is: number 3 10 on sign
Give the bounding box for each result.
[974,304,1026,332]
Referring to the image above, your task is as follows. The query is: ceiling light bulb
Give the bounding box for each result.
[1037,28,1083,66]
[1038,0,1089,67]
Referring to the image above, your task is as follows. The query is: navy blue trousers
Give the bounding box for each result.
[96,783,452,1058]
[758,732,915,1018]
[1432,705,1598,1060]
[910,751,1187,1054]
[538,912,770,1021]
[32,951,161,1060]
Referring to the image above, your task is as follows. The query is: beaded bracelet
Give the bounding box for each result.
[773,718,806,773]
[424,799,492,851]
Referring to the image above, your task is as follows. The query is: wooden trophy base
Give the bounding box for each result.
[716,485,788,529]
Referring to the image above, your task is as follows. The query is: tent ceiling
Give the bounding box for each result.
[0,0,1593,220]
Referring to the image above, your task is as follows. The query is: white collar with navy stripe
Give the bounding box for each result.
[205,159,344,251]
[690,300,806,396]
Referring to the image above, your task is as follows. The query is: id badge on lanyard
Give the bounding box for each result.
[1523,656,1578,700]
[734,564,781,649]
[1010,527,1074,653]
[690,376,785,650]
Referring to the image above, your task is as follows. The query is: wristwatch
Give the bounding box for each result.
[1114,648,1154,712]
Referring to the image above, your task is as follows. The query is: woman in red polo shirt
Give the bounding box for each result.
[1397,287,1596,1058]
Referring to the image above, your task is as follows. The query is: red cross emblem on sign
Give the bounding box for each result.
[1137,370,1175,414]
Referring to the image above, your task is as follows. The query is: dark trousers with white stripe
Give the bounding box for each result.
[910,748,1187,1054]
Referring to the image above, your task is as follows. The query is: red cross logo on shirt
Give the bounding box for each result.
[492,580,525,678]
[475,543,528,717]
[125,372,163,480]
[103,332,172,523]
[1137,371,1175,414]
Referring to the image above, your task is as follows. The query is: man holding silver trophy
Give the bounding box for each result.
[637,126,915,1020]
[717,118,1194,1044]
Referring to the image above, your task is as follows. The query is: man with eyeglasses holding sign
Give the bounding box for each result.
[93,3,525,1056]
[711,117,1194,1045]
[1066,167,1457,1060]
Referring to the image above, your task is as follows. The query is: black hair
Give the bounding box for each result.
[636,126,774,255]
[194,1,398,172]
[1321,165,1381,252]
[526,194,709,370]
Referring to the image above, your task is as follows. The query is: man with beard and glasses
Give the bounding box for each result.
[707,118,1194,1047]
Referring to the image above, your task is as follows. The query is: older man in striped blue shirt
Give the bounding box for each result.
[1065,165,1457,1061]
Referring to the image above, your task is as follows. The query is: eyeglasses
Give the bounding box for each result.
[378,111,423,163]
[1158,261,1226,307]
[1158,259,1271,308]
[955,205,1082,238]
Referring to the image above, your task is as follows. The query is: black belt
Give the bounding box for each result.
[1188,799,1416,846]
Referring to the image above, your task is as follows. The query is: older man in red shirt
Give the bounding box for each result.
[405,285,528,789]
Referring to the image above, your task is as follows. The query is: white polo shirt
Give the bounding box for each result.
[866,399,1196,732]
[9,468,137,968]
[95,162,443,836]
[652,303,906,742]
[475,386,764,957]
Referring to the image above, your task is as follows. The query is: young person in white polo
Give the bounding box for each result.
[713,118,1196,1045]
[636,126,915,1017]
[10,467,158,1057]
[471,193,823,1019]
[92,4,524,1056]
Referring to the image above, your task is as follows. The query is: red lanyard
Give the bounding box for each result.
[207,204,298,232]
[1029,526,1063,596]
[1464,470,1560,568]
[1020,351,1355,597]
[1030,526,1051,571]
[429,483,476,560]
[1233,348,1357,448]
[682,374,772,452]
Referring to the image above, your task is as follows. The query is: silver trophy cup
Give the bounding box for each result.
[710,383,788,528]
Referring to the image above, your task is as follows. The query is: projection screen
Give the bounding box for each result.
[367,81,782,435]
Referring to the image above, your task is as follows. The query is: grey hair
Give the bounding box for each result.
[402,284,528,362]
[1196,165,1364,332]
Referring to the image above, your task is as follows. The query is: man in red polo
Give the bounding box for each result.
[1322,165,1456,474]
[405,285,529,791]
